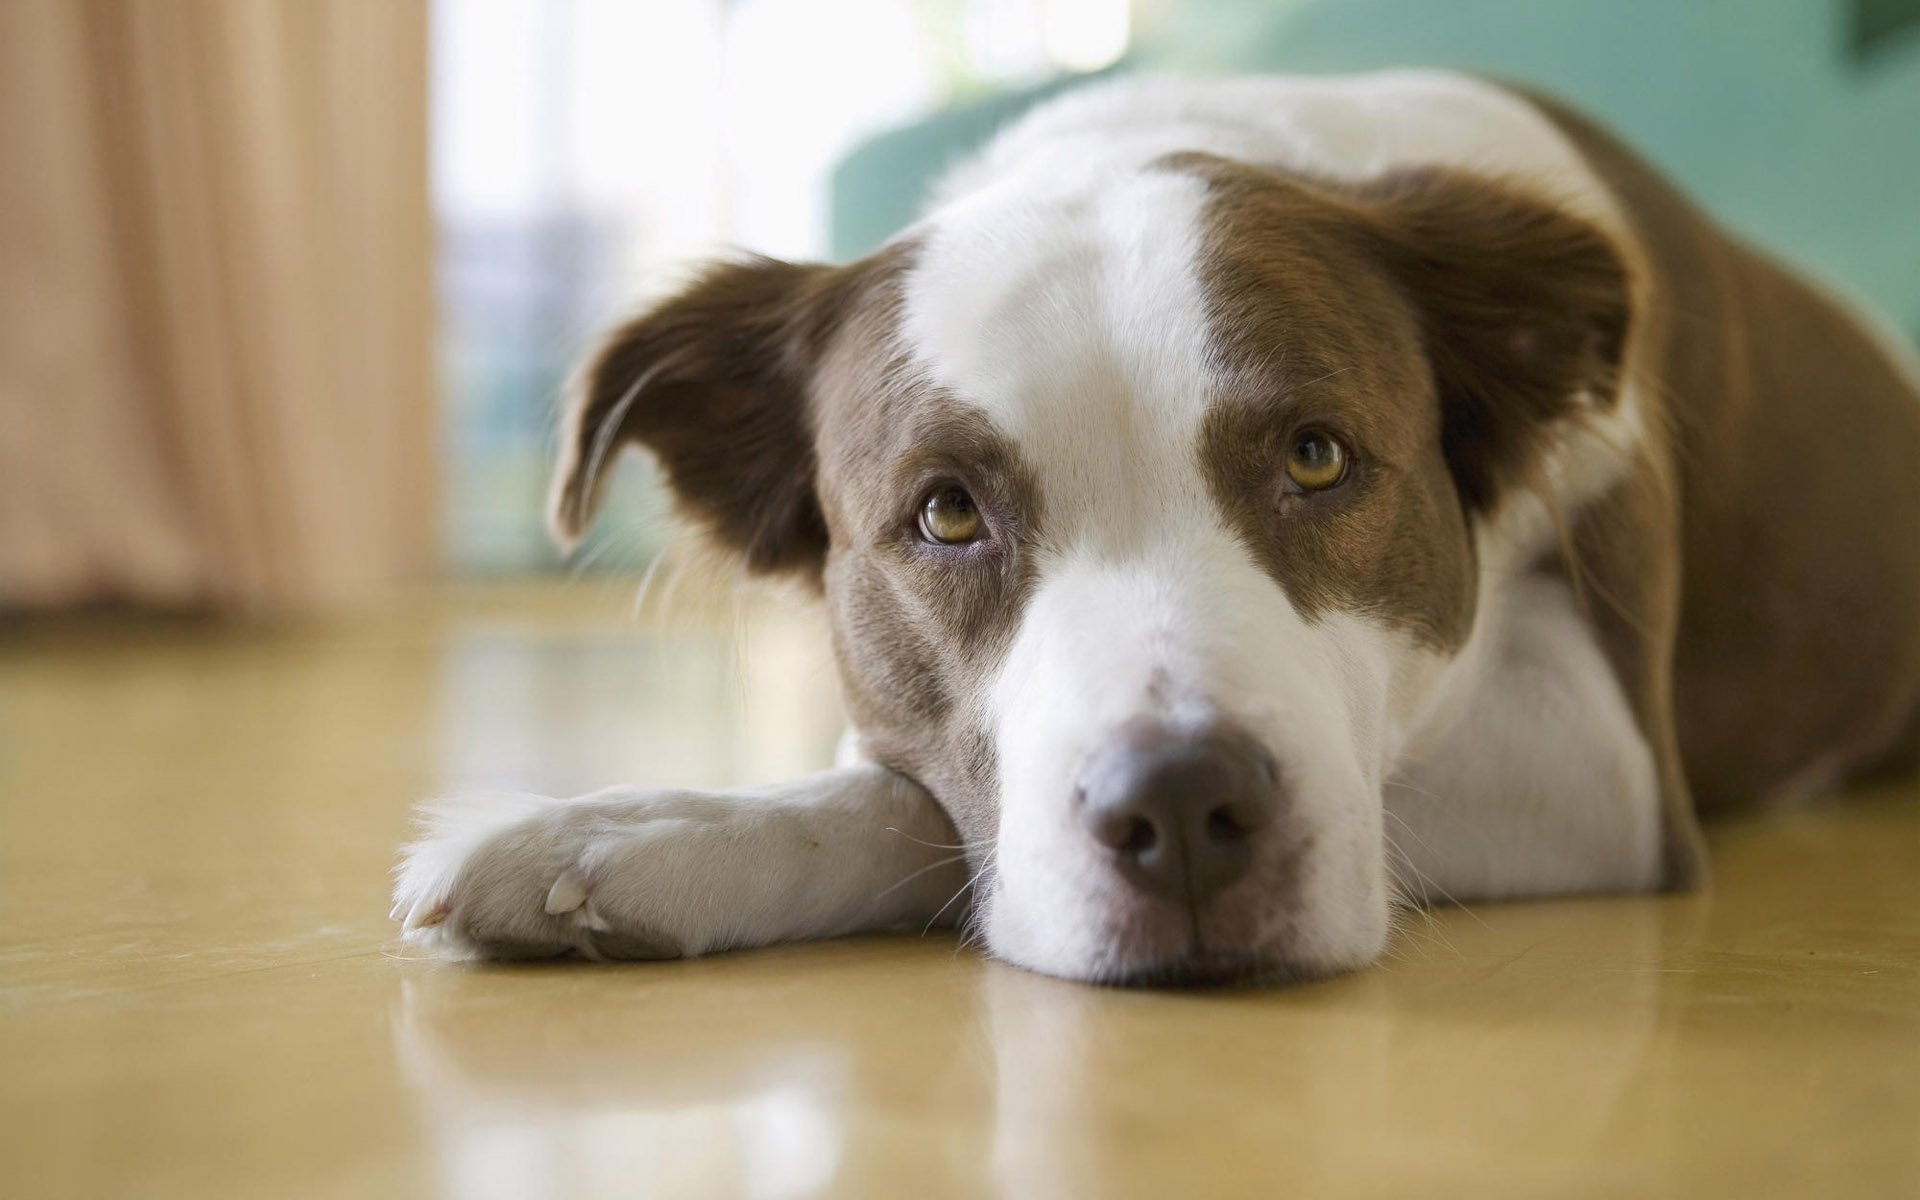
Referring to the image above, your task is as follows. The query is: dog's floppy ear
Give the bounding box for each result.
[549,255,852,578]
[1360,171,1633,513]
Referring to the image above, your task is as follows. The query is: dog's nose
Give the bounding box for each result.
[1075,723,1279,906]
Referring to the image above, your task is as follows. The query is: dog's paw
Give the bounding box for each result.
[391,791,706,962]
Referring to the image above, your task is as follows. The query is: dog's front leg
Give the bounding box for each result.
[391,765,969,961]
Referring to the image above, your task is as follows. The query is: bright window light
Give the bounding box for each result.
[1043,0,1130,73]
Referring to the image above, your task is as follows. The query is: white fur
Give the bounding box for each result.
[1384,574,1665,901]
[392,767,967,961]
[392,790,560,937]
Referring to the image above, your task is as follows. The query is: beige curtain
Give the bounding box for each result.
[0,0,436,614]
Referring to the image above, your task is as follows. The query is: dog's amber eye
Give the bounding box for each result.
[919,486,983,544]
[1285,430,1349,491]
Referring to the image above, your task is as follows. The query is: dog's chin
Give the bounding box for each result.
[1094,946,1314,989]
[993,931,1364,989]
[982,861,1390,988]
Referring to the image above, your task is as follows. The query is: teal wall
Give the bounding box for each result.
[833,0,1920,344]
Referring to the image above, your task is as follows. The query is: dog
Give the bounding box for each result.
[393,71,1920,985]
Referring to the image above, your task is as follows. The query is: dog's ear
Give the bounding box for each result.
[549,255,853,579]
[1360,172,1633,513]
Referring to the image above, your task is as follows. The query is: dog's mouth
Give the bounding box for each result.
[1094,944,1303,989]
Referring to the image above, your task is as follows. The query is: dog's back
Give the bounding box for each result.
[1526,93,1920,811]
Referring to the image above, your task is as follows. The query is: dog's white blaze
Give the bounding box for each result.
[898,70,1664,977]
[902,166,1219,514]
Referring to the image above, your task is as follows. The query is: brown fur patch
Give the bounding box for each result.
[549,249,910,581]
[1355,170,1632,514]
[547,239,1037,848]
[810,320,1045,845]
[1524,90,1920,827]
[1171,151,1632,652]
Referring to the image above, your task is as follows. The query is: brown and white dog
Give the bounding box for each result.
[394,72,1920,985]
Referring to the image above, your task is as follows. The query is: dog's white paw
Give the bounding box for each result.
[391,790,719,962]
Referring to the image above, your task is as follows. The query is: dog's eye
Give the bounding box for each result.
[1285,430,1349,491]
[918,486,983,544]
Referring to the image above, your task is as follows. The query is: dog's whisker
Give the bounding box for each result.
[1383,835,1444,938]
[872,853,968,902]
[923,874,977,937]
[565,508,664,579]
[1382,820,1437,898]
[1383,809,1486,930]
[1386,778,1449,804]
[952,904,992,957]
[1381,845,1458,961]
[1382,806,1446,878]
[626,532,684,622]
[945,853,998,956]
[884,827,968,851]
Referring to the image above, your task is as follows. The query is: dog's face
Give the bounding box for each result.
[552,154,1628,984]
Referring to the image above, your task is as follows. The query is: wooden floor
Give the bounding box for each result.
[3,584,1917,1199]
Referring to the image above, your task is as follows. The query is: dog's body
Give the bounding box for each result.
[395,72,1920,984]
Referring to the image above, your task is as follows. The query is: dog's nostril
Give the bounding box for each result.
[1117,816,1158,854]
[1089,809,1161,855]
[1204,793,1275,843]
[1205,805,1249,842]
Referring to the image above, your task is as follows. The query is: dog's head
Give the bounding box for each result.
[551,152,1630,984]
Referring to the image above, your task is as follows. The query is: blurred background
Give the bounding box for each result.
[3,0,1916,618]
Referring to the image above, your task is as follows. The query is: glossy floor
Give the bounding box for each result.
[3,585,1917,1199]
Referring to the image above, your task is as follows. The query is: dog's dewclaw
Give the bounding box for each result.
[544,869,590,915]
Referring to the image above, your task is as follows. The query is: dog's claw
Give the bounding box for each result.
[545,869,590,915]
[402,896,451,932]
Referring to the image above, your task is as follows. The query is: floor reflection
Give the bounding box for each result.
[388,872,1711,1199]
[978,894,1705,1198]
[393,970,851,1200]
[387,933,1015,1199]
